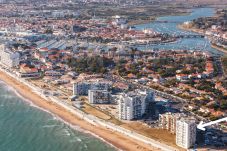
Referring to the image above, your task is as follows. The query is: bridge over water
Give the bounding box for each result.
[162,33,205,39]
[175,35,205,38]
[153,20,182,23]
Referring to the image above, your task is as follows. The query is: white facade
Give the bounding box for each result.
[73,81,110,96]
[119,90,154,120]
[0,44,20,68]
[159,112,183,134]
[112,15,127,26]
[223,33,227,40]
[176,118,196,149]
[88,90,111,104]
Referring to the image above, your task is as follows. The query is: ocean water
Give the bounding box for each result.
[135,8,223,55]
[0,81,116,151]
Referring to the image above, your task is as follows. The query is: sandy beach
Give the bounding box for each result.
[0,70,163,151]
[177,24,205,35]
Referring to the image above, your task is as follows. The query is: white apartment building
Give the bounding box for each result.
[176,117,197,149]
[73,81,110,96]
[0,44,20,68]
[119,89,154,120]
[159,112,183,134]
[88,90,111,104]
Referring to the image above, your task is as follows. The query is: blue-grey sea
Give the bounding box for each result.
[0,7,222,151]
[135,7,222,55]
[0,81,115,151]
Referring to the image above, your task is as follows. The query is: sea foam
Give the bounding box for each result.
[0,80,120,151]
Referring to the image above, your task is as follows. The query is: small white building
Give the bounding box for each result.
[176,117,196,149]
[112,15,127,26]
[0,44,20,68]
[223,33,227,40]
[176,74,189,81]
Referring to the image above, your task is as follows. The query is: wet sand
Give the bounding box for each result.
[0,70,161,151]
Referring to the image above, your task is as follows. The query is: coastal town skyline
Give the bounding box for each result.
[0,0,226,151]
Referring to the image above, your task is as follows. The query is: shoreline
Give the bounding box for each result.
[211,44,227,54]
[178,24,227,54]
[177,24,205,35]
[0,69,166,151]
[129,12,190,27]
[0,80,119,151]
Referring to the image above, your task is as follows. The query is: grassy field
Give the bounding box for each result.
[83,3,190,25]
[82,103,111,120]
[122,122,185,150]
[78,96,185,149]
[82,102,183,149]
[80,97,123,125]
[174,0,227,5]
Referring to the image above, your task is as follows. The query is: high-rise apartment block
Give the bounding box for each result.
[119,89,154,120]
[176,117,197,149]
[88,90,111,104]
[0,44,20,68]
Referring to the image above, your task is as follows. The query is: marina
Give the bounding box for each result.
[134,8,223,56]
[0,4,226,151]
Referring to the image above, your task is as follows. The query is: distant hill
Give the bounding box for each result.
[3,0,226,6]
[75,0,227,7]
[172,0,227,5]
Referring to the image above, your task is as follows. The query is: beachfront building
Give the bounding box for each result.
[16,64,41,78]
[159,112,184,134]
[73,81,111,96]
[176,117,197,149]
[0,44,20,68]
[88,90,111,104]
[119,89,154,120]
